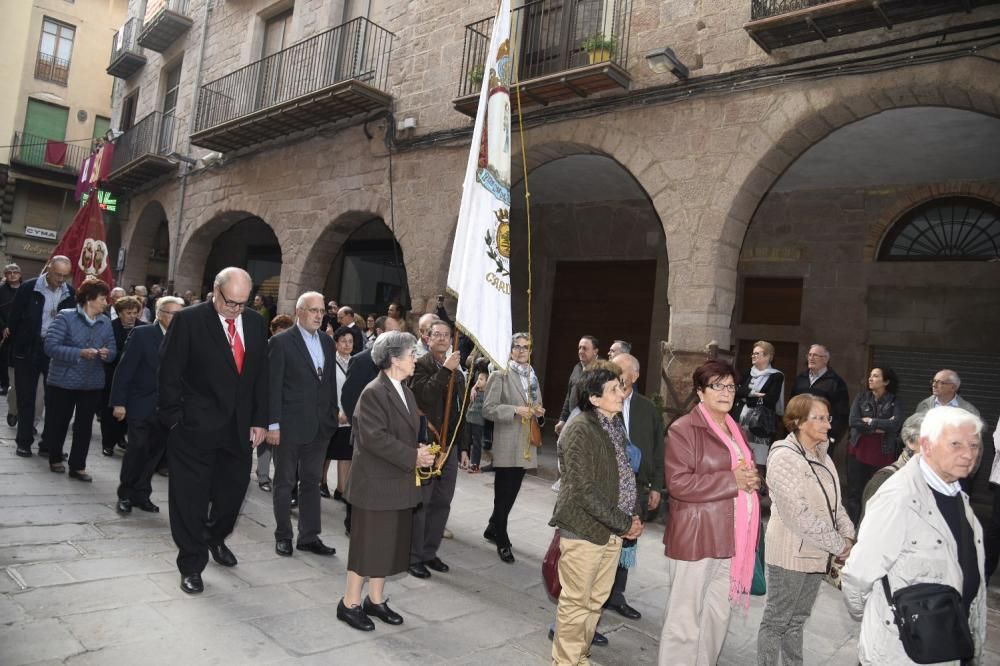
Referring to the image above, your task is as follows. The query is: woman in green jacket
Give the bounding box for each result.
[549,363,643,665]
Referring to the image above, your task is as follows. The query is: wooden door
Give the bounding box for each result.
[543,260,657,414]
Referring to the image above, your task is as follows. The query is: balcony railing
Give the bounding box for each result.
[454,0,632,116]
[108,17,146,79]
[10,131,88,177]
[138,0,193,53]
[746,0,1000,52]
[190,17,394,152]
[34,53,70,85]
[105,111,178,191]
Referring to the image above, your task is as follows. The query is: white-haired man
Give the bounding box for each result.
[842,406,985,665]
[267,291,338,558]
[915,369,980,417]
[159,267,269,594]
[414,312,440,359]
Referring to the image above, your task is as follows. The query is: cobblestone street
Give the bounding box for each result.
[1,404,997,665]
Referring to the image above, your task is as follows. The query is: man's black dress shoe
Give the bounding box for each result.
[68,470,93,483]
[180,573,204,594]
[7,413,17,427]
[275,539,293,557]
[290,495,298,508]
[606,602,642,620]
[116,498,132,514]
[208,543,238,567]
[258,481,272,492]
[363,596,403,625]
[483,527,496,543]
[296,539,336,556]
[102,446,115,457]
[497,546,515,564]
[337,599,374,631]
[547,627,608,646]
[319,483,331,498]
[425,557,449,573]
[15,447,31,457]
[408,562,431,578]
[134,500,159,513]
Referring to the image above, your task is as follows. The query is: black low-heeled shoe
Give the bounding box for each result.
[337,599,374,631]
[497,545,515,564]
[68,469,92,482]
[363,596,403,625]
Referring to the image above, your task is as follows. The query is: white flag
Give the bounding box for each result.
[447,0,513,367]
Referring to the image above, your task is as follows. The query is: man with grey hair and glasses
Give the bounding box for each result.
[789,344,850,444]
[915,369,980,418]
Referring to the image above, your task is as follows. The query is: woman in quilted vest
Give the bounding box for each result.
[757,393,855,666]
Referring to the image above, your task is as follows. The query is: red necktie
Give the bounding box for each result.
[226,318,245,374]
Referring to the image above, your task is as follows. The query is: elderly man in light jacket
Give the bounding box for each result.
[842,406,985,665]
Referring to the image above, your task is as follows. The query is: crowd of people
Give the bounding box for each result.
[1,259,997,665]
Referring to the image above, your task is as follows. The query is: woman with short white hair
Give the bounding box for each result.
[842,406,986,665]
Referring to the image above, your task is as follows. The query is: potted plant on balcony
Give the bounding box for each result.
[467,64,485,90]
[582,33,617,64]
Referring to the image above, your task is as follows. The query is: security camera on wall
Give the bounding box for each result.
[201,151,223,167]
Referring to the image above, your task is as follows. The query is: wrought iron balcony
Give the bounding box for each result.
[34,53,70,85]
[453,0,633,117]
[9,131,88,178]
[107,17,146,78]
[190,17,394,153]
[105,111,178,191]
[745,0,1000,52]
[138,0,194,53]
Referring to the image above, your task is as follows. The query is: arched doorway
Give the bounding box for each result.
[201,216,282,300]
[510,151,669,409]
[173,211,282,301]
[733,106,1000,505]
[321,217,408,318]
[123,200,170,289]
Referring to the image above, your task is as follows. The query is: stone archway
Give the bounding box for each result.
[173,210,282,300]
[509,147,669,405]
[121,200,170,289]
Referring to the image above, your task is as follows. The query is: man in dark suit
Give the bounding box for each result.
[111,296,184,513]
[267,291,338,558]
[603,353,665,622]
[158,267,269,594]
[337,306,365,355]
[7,256,75,456]
[789,344,850,444]
[407,319,469,578]
[341,315,400,420]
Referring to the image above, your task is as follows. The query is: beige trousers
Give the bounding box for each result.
[551,534,622,665]
[658,557,733,666]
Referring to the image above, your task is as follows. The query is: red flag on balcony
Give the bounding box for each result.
[44,140,67,167]
[50,188,115,289]
[88,140,115,186]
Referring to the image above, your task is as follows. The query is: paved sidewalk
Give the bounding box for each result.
[1,408,997,664]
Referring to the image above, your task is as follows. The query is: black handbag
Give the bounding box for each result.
[744,404,776,437]
[880,577,975,664]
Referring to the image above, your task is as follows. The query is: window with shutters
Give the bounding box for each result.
[878,197,1000,261]
[36,18,75,85]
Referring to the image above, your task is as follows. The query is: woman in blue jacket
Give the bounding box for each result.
[44,279,116,481]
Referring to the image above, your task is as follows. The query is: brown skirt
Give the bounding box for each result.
[347,506,412,578]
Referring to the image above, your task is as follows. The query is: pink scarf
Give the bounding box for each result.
[697,403,760,608]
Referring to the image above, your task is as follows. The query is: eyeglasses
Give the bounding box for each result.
[931,380,955,386]
[807,415,833,423]
[301,307,325,315]
[429,331,450,340]
[706,383,737,393]
[512,344,530,352]
[750,351,764,358]
[807,353,828,359]
[217,288,248,309]
[159,310,179,317]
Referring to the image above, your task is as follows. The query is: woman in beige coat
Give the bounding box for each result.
[757,394,855,666]
[482,332,544,563]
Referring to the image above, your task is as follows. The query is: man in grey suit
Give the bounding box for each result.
[267,291,339,557]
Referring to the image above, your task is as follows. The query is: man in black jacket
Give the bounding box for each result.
[158,267,269,594]
[789,344,851,443]
[267,291,338,558]
[111,296,184,513]
[7,257,75,457]
[341,315,399,420]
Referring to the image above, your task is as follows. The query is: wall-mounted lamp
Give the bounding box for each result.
[645,47,689,80]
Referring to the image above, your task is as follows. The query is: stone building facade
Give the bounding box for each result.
[106,0,1000,455]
